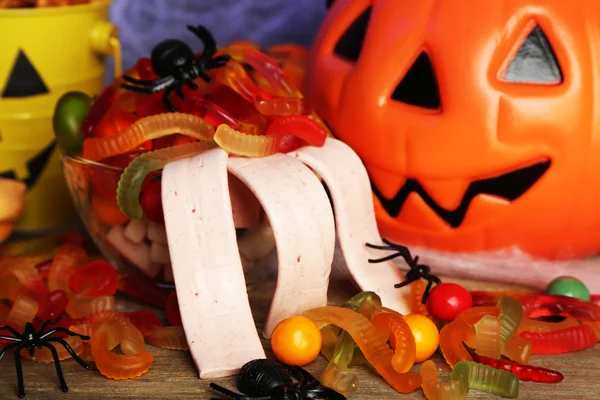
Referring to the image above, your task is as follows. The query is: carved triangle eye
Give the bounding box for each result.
[503,25,562,84]
[334,6,372,62]
[391,52,441,110]
[1,49,49,98]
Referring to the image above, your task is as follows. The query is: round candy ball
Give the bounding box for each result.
[545,276,590,301]
[270,316,322,366]
[426,283,473,321]
[403,313,439,362]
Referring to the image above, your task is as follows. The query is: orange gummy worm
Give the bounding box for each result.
[6,295,38,331]
[439,319,474,368]
[82,113,215,161]
[502,336,532,364]
[69,323,100,338]
[145,326,189,350]
[86,310,145,355]
[420,360,468,400]
[0,279,26,302]
[474,315,502,359]
[66,295,115,319]
[371,312,416,374]
[409,280,430,317]
[91,320,153,380]
[0,257,45,293]
[303,306,422,393]
[455,306,499,325]
[213,124,276,157]
[47,243,88,296]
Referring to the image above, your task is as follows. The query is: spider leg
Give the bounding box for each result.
[382,237,401,247]
[368,252,402,263]
[0,335,21,343]
[209,382,270,400]
[381,238,415,259]
[151,76,177,92]
[209,383,239,399]
[213,54,231,64]
[430,274,442,284]
[0,325,22,337]
[37,317,62,335]
[188,25,217,63]
[422,279,434,304]
[211,61,229,69]
[14,344,25,398]
[394,276,417,289]
[198,69,212,83]
[40,327,89,341]
[40,343,69,393]
[288,365,346,400]
[162,87,177,112]
[185,79,199,91]
[175,86,185,99]
[122,74,154,85]
[120,83,156,94]
[122,75,171,86]
[0,342,17,362]
[304,386,347,400]
[288,365,316,386]
[122,76,176,95]
[206,54,231,70]
[365,242,394,251]
[45,338,90,369]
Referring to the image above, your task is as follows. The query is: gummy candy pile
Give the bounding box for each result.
[273,279,600,399]
[0,232,185,384]
[3,229,599,399]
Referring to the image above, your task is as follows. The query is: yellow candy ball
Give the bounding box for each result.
[403,313,440,362]
[271,316,322,366]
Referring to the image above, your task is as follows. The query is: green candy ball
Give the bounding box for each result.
[53,91,92,156]
[545,276,590,301]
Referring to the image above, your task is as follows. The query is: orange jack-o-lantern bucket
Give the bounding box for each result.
[306,0,600,259]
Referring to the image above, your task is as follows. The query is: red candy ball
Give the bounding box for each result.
[426,283,473,321]
[140,179,164,223]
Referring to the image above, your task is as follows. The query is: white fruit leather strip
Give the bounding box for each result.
[227,154,336,338]
[289,138,410,315]
[162,148,265,379]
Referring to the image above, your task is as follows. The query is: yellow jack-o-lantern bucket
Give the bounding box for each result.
[0,1,121,234]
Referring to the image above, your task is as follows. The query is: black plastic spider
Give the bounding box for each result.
[121,24,230,112]
[0,319,90,398]
[366,238,441,304]
[210,358,346,400]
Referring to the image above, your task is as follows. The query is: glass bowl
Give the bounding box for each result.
[61,152,173,281]
[61,151,271,284]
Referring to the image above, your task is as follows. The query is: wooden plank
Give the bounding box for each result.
[0,271,598,399]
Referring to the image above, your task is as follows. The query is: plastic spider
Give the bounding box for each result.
[366,238,441,303]
[0,319,90,398]
[121,24,230,112]
[210,358,346,400]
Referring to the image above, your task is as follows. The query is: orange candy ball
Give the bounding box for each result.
[270,316,322,366]
[403,314,440,362]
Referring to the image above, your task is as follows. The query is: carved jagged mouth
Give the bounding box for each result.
[0,141,56,189]
[372,160,552,228]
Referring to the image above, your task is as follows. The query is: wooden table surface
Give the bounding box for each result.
[0,258,598,400]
